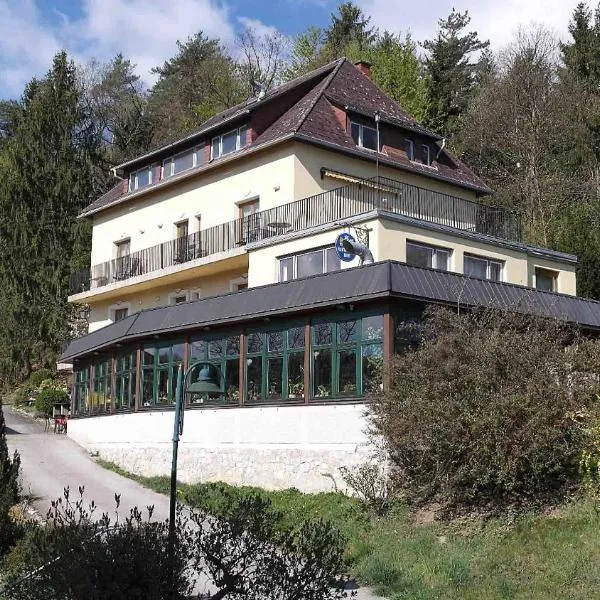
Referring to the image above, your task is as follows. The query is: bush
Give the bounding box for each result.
[12,385,34,407]
[34,386,68,418]
[27,368,54,388]
[370,307,600,515]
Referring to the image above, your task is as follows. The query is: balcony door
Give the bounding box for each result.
[115,239,131,279]
[174,220,189,263]
[238,199,260,244]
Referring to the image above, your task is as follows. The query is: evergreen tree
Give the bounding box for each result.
[0,403,21,557]
[423,10,489,137]
[323,1,376,59]
[286,27,328,80]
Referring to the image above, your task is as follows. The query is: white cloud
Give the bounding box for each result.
[359,0,581,51]
[237,16,281,38]
[0,0,236,99]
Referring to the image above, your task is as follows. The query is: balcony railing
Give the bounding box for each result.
[69,176,522,295]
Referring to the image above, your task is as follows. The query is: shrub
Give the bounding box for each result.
[370,307,600,515]
[12,385,34,407]
[340,463,392,516]
[27,368,54,388]
[34,386,68,418]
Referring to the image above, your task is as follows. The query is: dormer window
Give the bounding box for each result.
[163,147,202,178]
[421,144,431,166]
[404,139,414,161]
[211,125,248,160]
[350,121,379,152]
[128,165,153,192]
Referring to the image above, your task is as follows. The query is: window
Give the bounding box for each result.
[406,241,451,271]
[115,238,130,259]
[169,291,188,305]
[141,342,185,407]
[420,144,431,165]
[237,199,260,243]
[245,325,306,403]
[128,166,153,191]
[350,121,379,151]
[114,307,129,321]
[74,366,90,415]
[90,359,112,414]
[535,267,558,292]
[190,334,240,405]
[464,254,503,282]
[279,247,341,282]
[115,351,137,410]
[404,139,414,161]
[311,314,384,399]
[163,147,201,178]
[230,277,248,292]
[190,288,201,301]
[211,125,248,159]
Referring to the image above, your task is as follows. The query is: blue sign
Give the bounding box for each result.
[335,232,357,262]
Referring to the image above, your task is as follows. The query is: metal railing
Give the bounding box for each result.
[69,176,522,295]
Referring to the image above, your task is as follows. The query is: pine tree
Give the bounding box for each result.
[0,403,21,557]
[323,1,376,59]
[423,10,489,137]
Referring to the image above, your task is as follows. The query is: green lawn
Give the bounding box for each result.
[97,460,600,599]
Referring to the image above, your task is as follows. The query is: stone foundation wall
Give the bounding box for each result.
[68,404,373,492]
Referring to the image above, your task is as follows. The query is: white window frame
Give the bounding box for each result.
[464,254,504,282]
[406,241,452,271]
[350,120,379,152]
[168,290,189,305]
[162,146,201,178]
[108,302,132,323]
[278,246,341,282]
[211,126,248,160]
[128,166,153,192]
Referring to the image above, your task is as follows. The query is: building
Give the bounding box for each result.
[60,58,596,492]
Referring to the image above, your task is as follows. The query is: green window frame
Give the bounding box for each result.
[115,351,137,410]
[74,366,90,415]
[245,324,306,403]
[311,313,384,400]
[141,341,185,408]
[91,359,112,413]
[189,333,240,405]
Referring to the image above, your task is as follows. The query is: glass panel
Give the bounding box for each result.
[288,326,305,349]
[195,146,204,166]
[339,350,357,396]
[312,322,332,346]
[395,319,423,353]
[115,377,123,409]
[406,243,432,268]
[129,173,135,192]
[211,137,220,159]
[238,125,248,148]
[172,343,185,363]
[435,249,450,271]
[362,315,384,340]
[191,339,207,360]
[489,261,502,282]
[142,370,154,407]
[246,356,263,402]
[287,352,304,399]
[325,247,341,273]
[226,336,240,356]
[222,130,238,155]
[267,357,283,400]
[173,150,194,175]
[268,331,284,352]
[464,256,487,279]
[225,358,240,402]
[362,126,378,151]
[143,347,155,366]
[536,270,555,292]
[405,139,414,160]
[313,349,332,398]
[209,339,223,359]
[297,250,323,278]
[136,168,151,188]
[338,320,357,344]
[279,257,293,282]
[157,369,169,404]
[158,346,170,364]
[247,332,263,354]
[362,344,383,394]
[350,122,360,145]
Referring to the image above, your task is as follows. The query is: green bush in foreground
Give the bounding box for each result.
[371,307,600,515]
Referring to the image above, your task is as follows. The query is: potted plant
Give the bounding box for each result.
[316,384,330,398]
[288,380,304,399]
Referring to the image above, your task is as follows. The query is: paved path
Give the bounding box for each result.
[4,405,385,599]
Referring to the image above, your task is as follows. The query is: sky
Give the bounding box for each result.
[0,0,585,100]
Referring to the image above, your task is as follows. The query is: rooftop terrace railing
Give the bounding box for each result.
[69,176,522,295]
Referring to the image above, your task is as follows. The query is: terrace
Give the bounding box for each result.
[69,176,522,296]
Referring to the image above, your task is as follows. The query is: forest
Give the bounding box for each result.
[0,1,599,384]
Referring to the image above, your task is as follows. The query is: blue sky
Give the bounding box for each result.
[0,0,583,100]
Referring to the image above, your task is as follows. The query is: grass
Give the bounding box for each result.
[97,459,600,599]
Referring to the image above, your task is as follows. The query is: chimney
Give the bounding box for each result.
[354,60,372,79]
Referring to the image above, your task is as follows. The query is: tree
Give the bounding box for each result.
[323,1,376,60]
[0,404,21,557]
[370,307,600,515]
[423,10,489,137]
[285,27,327,80]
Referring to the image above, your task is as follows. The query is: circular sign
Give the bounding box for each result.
[335,232,357,262]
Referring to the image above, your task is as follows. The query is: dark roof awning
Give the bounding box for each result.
[61,261,600,362]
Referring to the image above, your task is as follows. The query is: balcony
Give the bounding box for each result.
[69,176,522,296]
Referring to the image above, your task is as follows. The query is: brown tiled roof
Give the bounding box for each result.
[81,58,491,219]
